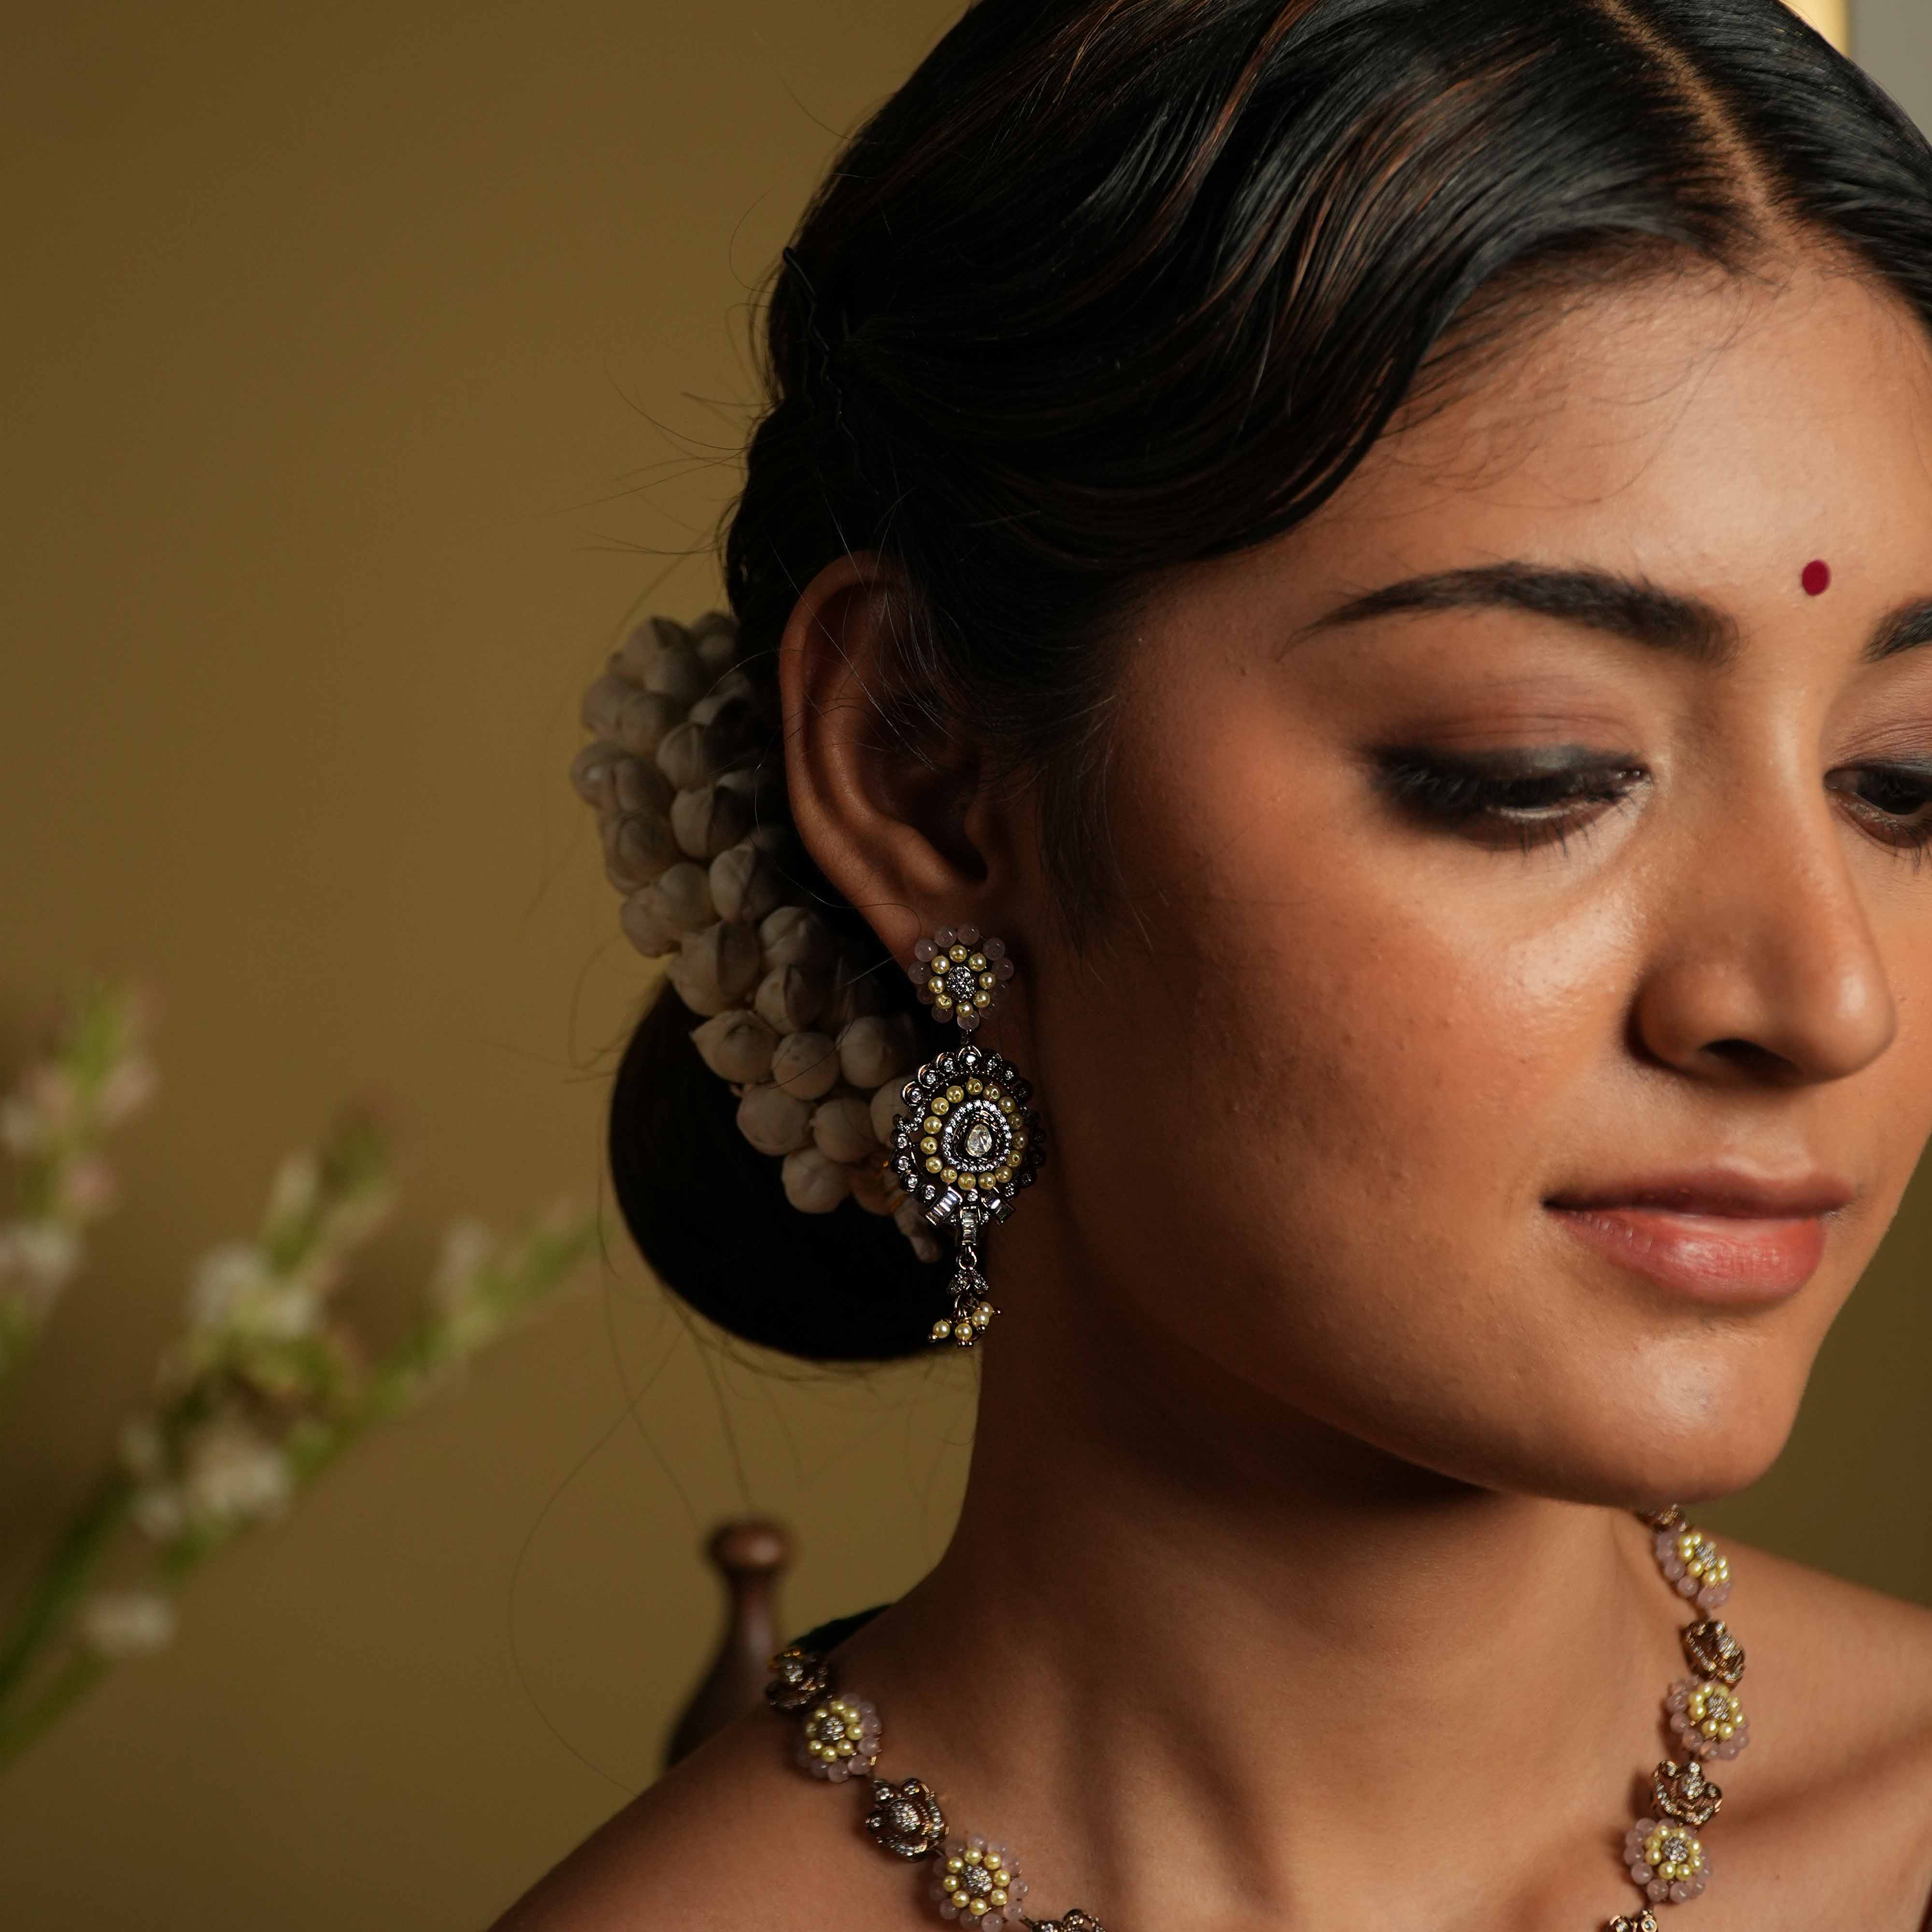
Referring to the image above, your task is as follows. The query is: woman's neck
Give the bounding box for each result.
[843,1255,1685,1929]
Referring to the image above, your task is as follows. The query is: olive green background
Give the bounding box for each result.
[0,3,1920,1927]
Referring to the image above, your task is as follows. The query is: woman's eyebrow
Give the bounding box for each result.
[1865,595,1932,663]
[1291,563,1737,662]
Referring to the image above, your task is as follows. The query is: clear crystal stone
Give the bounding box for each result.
[965,1122,994,1158]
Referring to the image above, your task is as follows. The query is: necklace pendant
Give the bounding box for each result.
[866,1776,948,1859]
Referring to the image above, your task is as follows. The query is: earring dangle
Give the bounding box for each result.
[887,923,1046,1348]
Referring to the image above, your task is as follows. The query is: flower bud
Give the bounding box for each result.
[609,687,686,758]
[759,905,836,974]
[602,811,679,890]
[655,861,714,933]
[569,741,623,811]
[666,920,762,1017]
[618,886,680,958]
[653,717,716,791]
[670,781,754,861]
[838,1013,917,1090]
[736,1080,814,1155]
[641,639,708,705]
[811,1094,880,1165]
[710,841,788,926]
[691,1009,779,1083]
[610,755,674,818]
[771,1030,840,1100]
[688,609,739,674]
[782,1146,851,1214]
[754,962,828,1034]
[610,615,689,684]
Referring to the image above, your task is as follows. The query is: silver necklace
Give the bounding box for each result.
[765,1506,1747,1932]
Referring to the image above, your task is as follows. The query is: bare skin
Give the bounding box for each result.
[499,256,1932,1929]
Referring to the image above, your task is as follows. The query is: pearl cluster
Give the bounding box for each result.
[932,1837,1028,1927]
[1622,1818,1711,1906]
[1655,1524,1732,1615]
[907,925,1016,1031]
[1664,1676,1748,1761]
[571,610,947,1262]
[797,1692,882,1781]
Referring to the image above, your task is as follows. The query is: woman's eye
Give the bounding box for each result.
[1373,747,1647,852]
[1827,763,1932,851]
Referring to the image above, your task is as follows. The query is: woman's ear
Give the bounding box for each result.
[777,552,1024,961]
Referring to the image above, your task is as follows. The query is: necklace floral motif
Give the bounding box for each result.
[766,1506,1746,1932]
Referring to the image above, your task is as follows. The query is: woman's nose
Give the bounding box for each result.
[1630,787,1897,1087]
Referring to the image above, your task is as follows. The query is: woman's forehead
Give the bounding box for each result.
[1291,262,1932,608]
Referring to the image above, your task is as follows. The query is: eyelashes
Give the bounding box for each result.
[1825,762,1932,856]
[1373,746,1646,854]
[1375,747,1932,860]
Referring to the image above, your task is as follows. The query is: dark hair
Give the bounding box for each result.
[611,0,1932,1362]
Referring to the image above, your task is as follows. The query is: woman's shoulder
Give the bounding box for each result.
[1722,1535,1932,1921]
[488,1703,911,1932]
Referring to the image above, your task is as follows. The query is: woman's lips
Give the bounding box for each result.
[1544,1178,1846,1303]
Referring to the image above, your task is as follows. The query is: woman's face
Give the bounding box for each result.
[1025,257,1932,1504]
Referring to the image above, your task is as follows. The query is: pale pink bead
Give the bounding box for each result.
[994,957,1015,980]
[957,924,981,945]
[914,938,938,961]
[982,937,1006,960]
[1648,1879,1669,1903]
[936,927,957,947]
[1631,1864,1653,1884]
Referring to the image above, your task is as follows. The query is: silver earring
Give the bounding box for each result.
[887,923,1046,1347]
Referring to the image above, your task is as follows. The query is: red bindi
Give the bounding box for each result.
[1801,559,1832,597]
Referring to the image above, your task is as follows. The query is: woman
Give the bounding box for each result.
[508,0,1932,1923]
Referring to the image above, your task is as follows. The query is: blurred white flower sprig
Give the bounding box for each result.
[0,982,157,1386]
[0,989,598,1772]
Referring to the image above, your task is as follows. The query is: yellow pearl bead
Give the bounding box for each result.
[973,991,991,1007]
[963,1850,983,1865]
[923,1117,942,1134]
[960,1174,977,1189]
[966,1077,984,1094]
[924,1157,941,1173]
[978,972,995,989]
[941,1166,957,1182]
[990,1891,1008,1908]
[935,997,954,1013]
[947,1086,966,1102]
[932,1321,951,1339]
[932,1098,950,1114]
[950,944,969,962]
